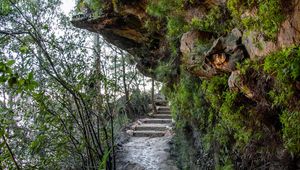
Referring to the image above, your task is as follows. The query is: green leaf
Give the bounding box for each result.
[0,76,7,83]
[98,148,112,170]
[28,72,34,80]
[8,76,18,87]
[42,24,49,30]
[0,142,5,148]
[6,60,15,66]
[19,45,29,54]
[0,128,5,137]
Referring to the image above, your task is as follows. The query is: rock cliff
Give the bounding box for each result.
[72,0,300,169]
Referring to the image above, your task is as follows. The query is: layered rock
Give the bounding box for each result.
[72,0,300,80]
[71,0,169,77]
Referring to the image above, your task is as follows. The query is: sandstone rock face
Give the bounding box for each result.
[277,0,300,47]
[243,0,300,60]
[71,0,300,82]
[71,0,167,77]
[180,31,212,57]
[182,28,246,78]
[242,31,278,60]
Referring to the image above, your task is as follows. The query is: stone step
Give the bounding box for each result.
[133,130,166,137]
[152,114,172,119]
[142,118,172,124]
[155,100,168,106]
[135,124,169,131]
[157,110,171,114]
[157,106,170,111]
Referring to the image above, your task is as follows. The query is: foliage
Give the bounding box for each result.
[167,16,188,40]
[146,0,185,18]
[189,6,232,34]
[264,47,300,83]
[0,60,38,92]
[146,0,189,55]
[280,110,300,154]
[0,0,152,169]
[0,0,13,16]
[264,47,300,106]
[98,148,112,170]
[76,0,104,16]
[227,0,284,39]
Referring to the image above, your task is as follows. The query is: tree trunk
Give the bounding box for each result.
[151,78,158,114]
[121,54,134,117]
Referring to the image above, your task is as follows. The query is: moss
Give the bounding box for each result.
[167,17,189,40]
[146,0,185,18]
[227,0,284,39]
[189,6,233,35]
[76,0,104,17]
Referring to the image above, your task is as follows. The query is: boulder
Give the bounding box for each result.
[242,31,277,60]
[180,31,212,57]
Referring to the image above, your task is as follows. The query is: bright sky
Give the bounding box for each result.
[61,0,75,15]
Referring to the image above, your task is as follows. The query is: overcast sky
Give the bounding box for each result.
[61,0,75,15]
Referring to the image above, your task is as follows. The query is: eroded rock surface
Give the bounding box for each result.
[182,28,246,78]
[71,0,168,77]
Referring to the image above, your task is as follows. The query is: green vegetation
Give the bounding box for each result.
[0,1,154,169]
[146,0,185,18]
[76,0,104,16]
[264,47,300,106]
[163,69,255,168]
[227,0,284,39]
[262,47,300,154]
[146,0,297,168]
[189,6,232,34]
[280,110,300,154]
[264,47,300,84]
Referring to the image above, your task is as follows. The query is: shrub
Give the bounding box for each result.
[280,110,300,154]
[264,47,300,106]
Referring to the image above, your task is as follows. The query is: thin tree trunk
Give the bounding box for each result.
[151,78,158,114]
[121,54,134,117]
[2,136,21,170]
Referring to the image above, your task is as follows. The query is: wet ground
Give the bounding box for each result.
[116,136,178,170]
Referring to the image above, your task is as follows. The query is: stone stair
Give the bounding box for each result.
[132,104,172,137]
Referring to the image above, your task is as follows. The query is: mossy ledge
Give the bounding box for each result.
[72,0,300,169]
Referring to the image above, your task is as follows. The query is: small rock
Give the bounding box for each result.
[126,130,134,136]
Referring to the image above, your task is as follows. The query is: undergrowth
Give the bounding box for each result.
[263,47,300,154]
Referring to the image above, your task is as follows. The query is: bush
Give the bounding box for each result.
[280,110,300,154]
[264,47,300,106]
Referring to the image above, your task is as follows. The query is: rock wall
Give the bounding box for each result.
[72,0,300,169]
